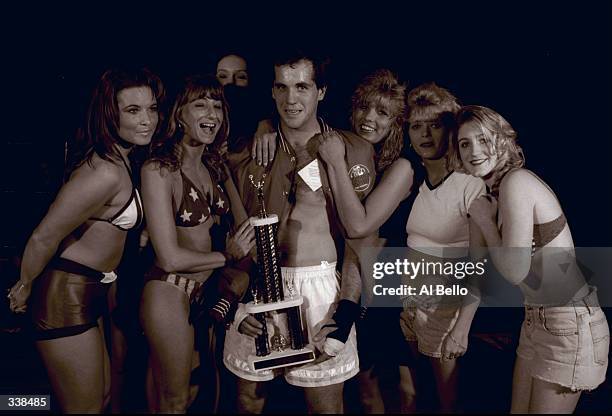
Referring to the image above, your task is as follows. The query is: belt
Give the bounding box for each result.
[51,257,117,283]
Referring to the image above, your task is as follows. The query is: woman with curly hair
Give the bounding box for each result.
[7,67,164,413]
[454,105,609,413]
[139,74,254,413]
[335,69,418,413]
[318,82,486,412]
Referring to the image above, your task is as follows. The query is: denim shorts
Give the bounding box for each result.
[399,302,462,358]
[516,287,610,391]
[223,262,359,388]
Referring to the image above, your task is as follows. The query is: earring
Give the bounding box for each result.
[178,122,183,129]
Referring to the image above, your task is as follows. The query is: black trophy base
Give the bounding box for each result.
[249,346,316,372]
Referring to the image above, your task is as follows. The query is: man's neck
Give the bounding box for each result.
[280,118,321,149]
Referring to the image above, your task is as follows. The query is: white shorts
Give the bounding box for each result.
[223,261,359,387]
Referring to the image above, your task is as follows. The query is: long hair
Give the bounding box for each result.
[351,69,407,172]
[149,74,230,182]
[451,105,525,196]
[67,67,165,177]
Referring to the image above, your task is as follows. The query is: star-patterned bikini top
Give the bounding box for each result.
[175,169,231,227]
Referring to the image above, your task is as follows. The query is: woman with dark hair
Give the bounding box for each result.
[454,105,609,413]
[318,83,486,412]
[216,53,249,88]
[7,67,164,413]
[139,74,254,413]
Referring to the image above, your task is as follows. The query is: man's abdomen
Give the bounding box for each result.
[279,187,337,267]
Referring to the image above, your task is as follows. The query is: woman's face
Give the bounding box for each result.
[180,95,224,145]
[408,114,448,160]
[216,55,249,87]
[457,120,498,177]
[352,96,396,144]
[117,86,158,146]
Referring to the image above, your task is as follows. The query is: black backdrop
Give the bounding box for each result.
[0,2,610,412]
[2,2,610,251]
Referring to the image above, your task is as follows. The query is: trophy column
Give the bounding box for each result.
[245,175,315,371]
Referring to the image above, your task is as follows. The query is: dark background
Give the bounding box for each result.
[2,2,610,253]
[1,2,610,413]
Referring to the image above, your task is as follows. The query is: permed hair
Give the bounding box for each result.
[450,105,525,196]
[351,69,407,172]
[149,74,229,182]
[406,82,460,124]
[405,83,461,170]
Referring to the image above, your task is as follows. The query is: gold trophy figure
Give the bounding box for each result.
[246,175,315,371]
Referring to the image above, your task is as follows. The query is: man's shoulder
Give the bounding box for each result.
[330,128,375,197]
[226,140,265,185]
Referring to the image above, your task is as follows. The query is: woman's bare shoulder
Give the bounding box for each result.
[142,159,178,180]
[500,168,549,195]
[68,154,122,187]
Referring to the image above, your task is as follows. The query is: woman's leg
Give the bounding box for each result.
[145,357,158,413]
[357,368,385,413]
[188,346,200,408]
[510,355,532,413]
[398,365,417,412]
[98,317,111,411]
[36,326,108,413]
[528,378,581,414]
[430,357,459,412]
[107,282,127,413]
[140,280,195,413]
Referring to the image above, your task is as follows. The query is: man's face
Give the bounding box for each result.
[272,59,326,131]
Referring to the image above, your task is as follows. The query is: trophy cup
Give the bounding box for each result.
[246,174,316,371]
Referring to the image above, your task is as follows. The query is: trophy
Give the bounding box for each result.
[246,174,316,371]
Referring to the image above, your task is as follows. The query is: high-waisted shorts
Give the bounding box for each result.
[223,261,359,388]
[516,286,609,391]
[30,257,116,340]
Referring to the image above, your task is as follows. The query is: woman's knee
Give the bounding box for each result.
[159,390,191,413]
[398,379,416,398]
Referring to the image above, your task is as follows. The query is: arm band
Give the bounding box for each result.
[325,299,360,344]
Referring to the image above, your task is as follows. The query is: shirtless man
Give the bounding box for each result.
[223,51,375,413]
